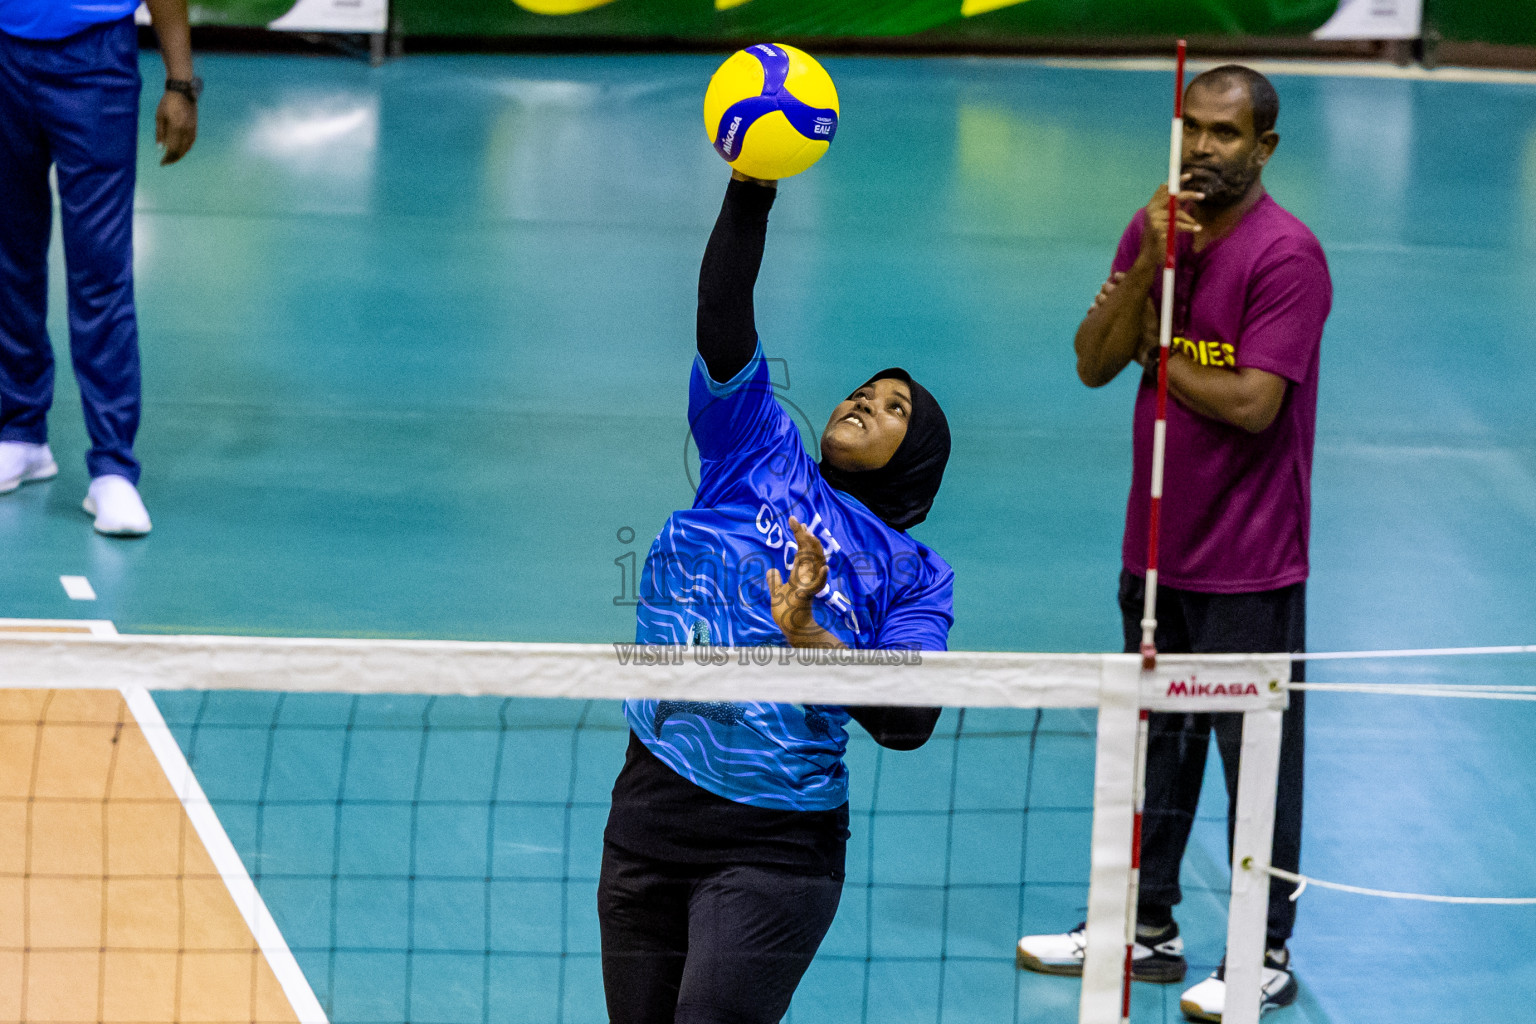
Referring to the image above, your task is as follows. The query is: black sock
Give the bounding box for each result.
[1136,904,1175,932]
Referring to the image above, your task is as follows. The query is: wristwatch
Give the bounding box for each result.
[165,76,203,103]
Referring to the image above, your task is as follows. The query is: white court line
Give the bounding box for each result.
[1033,56,1536,87]
[120,680,330,1024]
[59,576,96,601]
[0,618,115,635]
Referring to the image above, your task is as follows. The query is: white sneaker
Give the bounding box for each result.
[1017,920,1187,983]
[83,475,152,537]
[1179,948,1298,1022]
[0,441,58,493]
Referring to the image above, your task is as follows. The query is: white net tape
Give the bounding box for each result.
[0,629,1290,712]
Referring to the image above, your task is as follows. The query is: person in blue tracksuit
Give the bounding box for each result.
[0,0,198,535]
[598,172,954,1024]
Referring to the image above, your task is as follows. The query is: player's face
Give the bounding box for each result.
[821,378,911,472]
[1180,82,1276,209]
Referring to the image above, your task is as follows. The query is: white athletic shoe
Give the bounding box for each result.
[83,475,152,537]
[1179,948,1298,1022]
[1016,920,1187,983]
[0,441,58,494]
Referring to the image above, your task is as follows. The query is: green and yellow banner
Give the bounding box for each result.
[395,0,1342,40]
[160,0,1536,47]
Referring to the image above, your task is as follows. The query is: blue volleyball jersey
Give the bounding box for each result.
[0,0,139,39]
[627,345,954,810]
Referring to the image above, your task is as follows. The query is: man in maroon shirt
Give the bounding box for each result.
[1017,66,1330,1022]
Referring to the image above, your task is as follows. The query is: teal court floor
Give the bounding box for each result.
[4,50,1536,1023]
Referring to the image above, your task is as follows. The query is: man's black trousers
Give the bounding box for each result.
[1118,570,1305,949]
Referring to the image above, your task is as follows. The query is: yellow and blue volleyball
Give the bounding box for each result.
[704,44,839,180]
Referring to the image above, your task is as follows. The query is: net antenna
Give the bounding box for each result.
[1121,40,1187,1024]
[1140,39,1187,673]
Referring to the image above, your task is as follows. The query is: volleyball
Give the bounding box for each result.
[704,43,840,180]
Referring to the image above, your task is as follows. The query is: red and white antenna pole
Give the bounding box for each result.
[1122,708,1151,1024]
[1140,39,1186,674]
[1124,42,1185,1023]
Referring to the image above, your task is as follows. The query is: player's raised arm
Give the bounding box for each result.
[696,173,777,382]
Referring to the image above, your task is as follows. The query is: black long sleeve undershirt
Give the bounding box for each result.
[847,706,942,750]
[697,177,776,383]
[696,179,940,753]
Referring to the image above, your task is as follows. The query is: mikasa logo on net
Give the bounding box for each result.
[1164,674,1260,698]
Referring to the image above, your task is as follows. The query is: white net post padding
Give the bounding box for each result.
[1080,658,1140,1024]
[0,628,1291,1024]
[1222,707,1284,1024]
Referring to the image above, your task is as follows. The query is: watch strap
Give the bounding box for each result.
[165,77,202,103]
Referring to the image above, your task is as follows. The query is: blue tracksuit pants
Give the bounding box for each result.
[0,17,142,483]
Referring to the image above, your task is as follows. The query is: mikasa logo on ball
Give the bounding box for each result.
[723,115,743,154]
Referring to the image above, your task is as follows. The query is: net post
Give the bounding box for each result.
[1223,706,1285,1024]
[1079,655,1140,1024]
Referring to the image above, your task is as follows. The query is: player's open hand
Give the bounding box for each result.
[156,90,197,166]
[1139,181,1203,266]
[766,517,827,639]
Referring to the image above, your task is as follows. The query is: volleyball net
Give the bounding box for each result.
[3,621,1532,1024]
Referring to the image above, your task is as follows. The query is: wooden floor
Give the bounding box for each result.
[0,687,299,1024]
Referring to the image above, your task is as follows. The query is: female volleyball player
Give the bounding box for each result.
[597,172,954,1024]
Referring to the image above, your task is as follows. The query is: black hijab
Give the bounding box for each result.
[818,368,950,531]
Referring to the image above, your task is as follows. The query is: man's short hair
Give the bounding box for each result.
[1188,65,1279,136]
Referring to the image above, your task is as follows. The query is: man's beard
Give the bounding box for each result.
[1184,160,1257,209]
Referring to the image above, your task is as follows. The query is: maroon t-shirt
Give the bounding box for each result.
[1114,194,1331,593]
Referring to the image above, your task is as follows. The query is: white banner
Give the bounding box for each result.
[1313,0,1423,40]
[136,0,387,33]
[268,0,388,32]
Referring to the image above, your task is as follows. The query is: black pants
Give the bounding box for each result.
[598,841,843,1024]
[1119,571,1306,949]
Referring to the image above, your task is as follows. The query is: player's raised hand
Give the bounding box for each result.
[1139,181,1203,266]
[766,517,828,639]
